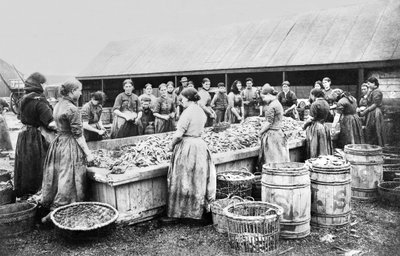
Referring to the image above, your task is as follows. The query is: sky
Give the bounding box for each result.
[0,0,368,77]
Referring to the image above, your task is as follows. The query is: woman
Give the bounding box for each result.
[211,82,228,123]
[303,88,333,158]
[41,79,93,215]
[332,91,364,148]
[322,77,338,122]
[154,83,176,133]
[0,98,12,151]
[258,84,290,168]
[314,80,322,90]
[225,80,244,123]
[166,81,177,106]
[167,87,216,220]
[360,77,384,146]
[14,72,55,198]
[81,91,107,141]
[139,83,157,110]
[277,81,299,120]
[110,79,142,138]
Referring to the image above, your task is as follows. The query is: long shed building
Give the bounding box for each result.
[77,0,400,141]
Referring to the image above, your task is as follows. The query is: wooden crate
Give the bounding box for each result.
[86,132,306,224]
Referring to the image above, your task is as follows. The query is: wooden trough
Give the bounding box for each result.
[86,132,306,224]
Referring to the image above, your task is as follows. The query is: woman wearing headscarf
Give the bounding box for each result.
[81,91,107,141]
[110,79,142,138]
[303,88,333,158]
[166,87,216,221]
[258,84,290,168]
[14,72,55,198]
[41,79,93,219]
[322,77,338,122]
[153,83,176,133]
[360,77,384,146]
[225,80,244,124]
[331,91,364,148]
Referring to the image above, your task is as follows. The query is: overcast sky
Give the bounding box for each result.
[0,0,368,77]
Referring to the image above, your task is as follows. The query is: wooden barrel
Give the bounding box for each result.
[0,202,37,238]
[344,144,383,200]
[310,162,351,227]
[262,162,310,239]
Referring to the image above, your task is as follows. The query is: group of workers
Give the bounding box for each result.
[6,71,385,225]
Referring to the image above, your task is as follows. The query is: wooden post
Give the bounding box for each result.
[225,73,229,92]
[174,76,178,88]
[101,79,104,92]
[282,71,286,83]
[357,68,364,100]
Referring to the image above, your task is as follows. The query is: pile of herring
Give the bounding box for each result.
[92,117,305,170]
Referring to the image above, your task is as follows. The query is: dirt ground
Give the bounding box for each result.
[2,112,400,256]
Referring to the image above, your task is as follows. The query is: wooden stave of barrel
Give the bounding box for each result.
[344,144,383,200]
[309,163,351,228]
[262,162,311,239]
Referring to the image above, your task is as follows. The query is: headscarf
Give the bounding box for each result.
[24,72,46,94]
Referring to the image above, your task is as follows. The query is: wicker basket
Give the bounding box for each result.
[212,122,231,133]
[224,202,283,254]
[216,168,255,199]
[210,196,253,233]
[50,202,119,240]
[378,181,400,207]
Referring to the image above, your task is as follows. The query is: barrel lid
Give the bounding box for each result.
[262,162,306,172]
[344,144,382,154]
[307,155,350,169]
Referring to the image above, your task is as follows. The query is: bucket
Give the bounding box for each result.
[344,144,383,200]
[0,202,37,238]
[309,161,351,227]
[262,162,310,239]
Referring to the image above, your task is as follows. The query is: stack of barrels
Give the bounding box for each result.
[261,144,385,237]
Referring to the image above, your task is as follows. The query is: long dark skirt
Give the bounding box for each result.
[365,107,385,146]
[41,133,86,210]
[110,116,138,138]
[306,122,333,159]
[0,115,12,150]
[337,114,364,148]
[167,137,216,219]
[14,126,48,197]
[155,117,174,133]
[258,129,290,169]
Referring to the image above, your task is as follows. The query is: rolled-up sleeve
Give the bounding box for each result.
[68,107,83,138]
[112,94,122,112]
[372,90,383,106]
[153,98,161,114]
[81,103,90,123]
[265,106,275,124]
[176,111,190,135]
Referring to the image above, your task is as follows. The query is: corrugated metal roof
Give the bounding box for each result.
[78,0,400,79]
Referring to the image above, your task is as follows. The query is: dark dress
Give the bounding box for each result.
[110,92,141,138]
[336,96,364,148]
[211,92,228,123]
[14,92,53,197]
[41,97,87,210]
[365,89,385,146]
[305,98,333,159]
[0,99,12,151]
[258,98,290,168]
[81,101,103,141]
[154,96,175,133]
[225,92,243,124]
[324,88,338,122]
[277,90,298,120]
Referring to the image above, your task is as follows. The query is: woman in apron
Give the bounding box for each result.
[225,80,244,124]
[82,91,107,141]
[41,79,93,221]
[14,72,55,198]
[166,87,216,221]
[154,83,176,133]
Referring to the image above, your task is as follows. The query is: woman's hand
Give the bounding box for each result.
[86,153,94,163]
[97,129,105,136]
[168,143,174,152]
